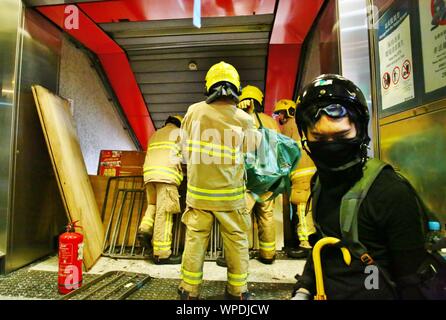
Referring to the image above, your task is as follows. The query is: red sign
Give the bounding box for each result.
[402,59,411,79]
[98,150,122,176]
[382,72,391,89]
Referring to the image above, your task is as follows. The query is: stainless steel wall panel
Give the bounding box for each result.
[0,0,22,264]
[338,0,375,157]
[6,8,66,273]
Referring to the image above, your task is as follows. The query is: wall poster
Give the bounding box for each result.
[378,2,415,110]
[419,0,446,93]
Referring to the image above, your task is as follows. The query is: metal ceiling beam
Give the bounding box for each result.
[123,39,269,52]
[110,24,271,39]
[115,31,270,46]
[128,44,267,59]
[100,14,274,33]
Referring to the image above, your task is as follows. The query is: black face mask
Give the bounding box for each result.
[306,138,363,171]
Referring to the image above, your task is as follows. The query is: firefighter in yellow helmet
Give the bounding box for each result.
[178,61,260,300]
[137,114,184,264]
[273,99,316,259]
[238,85,280,264]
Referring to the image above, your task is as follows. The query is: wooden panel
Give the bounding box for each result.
[89,175,110,222]
[32,85,104,270]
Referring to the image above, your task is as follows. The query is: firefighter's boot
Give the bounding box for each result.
[153,254,182,265]
[224,288,252,300]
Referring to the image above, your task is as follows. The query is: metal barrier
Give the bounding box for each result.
[100,175,260,261]
[101,176,149,259]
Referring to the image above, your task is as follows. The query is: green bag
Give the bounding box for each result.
[245,113,301,201]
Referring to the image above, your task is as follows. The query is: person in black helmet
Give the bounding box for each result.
[291,74,429,300]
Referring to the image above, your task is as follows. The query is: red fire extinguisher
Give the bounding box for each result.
[58,220,84,294]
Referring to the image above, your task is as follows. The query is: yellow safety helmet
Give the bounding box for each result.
[273,99,297,118]
[165,114,183,127]
[239,85,264,105]
[205,61,241,94]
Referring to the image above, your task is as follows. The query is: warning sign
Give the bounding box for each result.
[378,2,415,110]
[383,72,391,89]
[392,66,401,84]
[402,59,411,79]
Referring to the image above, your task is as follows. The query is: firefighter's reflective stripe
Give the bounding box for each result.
[291,167,317,178]
[181,268,203,285]
[153,211,173,251]
[227,272,248,287]
[187,184,245,201]
[259,241,275,251]
[153,241,171,251]
[297,203,311,241]
[140,215,154,227]
[186,140,238,154]
[147,141,180,151]
[185,140,238,160]
[144,166,183,185]
[164,212,172,246]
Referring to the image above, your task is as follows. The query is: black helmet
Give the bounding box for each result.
[296,74,370,145]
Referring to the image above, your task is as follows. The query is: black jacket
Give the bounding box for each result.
[298,164,428,299]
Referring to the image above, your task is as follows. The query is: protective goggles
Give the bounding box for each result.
[313,104,348,120]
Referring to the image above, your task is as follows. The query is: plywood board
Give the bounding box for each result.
[32,85,104,270]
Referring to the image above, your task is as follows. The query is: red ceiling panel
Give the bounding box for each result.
[263,0,323,115]
[37,5,122,54]
[264,43,301,114]
[270,0,323,44]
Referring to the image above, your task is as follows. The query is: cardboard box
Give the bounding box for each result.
[98,150,146,177]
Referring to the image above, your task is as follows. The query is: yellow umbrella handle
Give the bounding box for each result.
[312,237,351,300]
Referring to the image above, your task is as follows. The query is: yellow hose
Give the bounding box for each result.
[312,237,351,300]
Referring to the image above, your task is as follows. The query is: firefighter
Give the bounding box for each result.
[238,85,280,264]
[136,115,183,265]
[273,99,316,259]
[178,61,260,300]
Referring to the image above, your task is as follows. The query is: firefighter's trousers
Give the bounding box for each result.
[296,203,316,248]
[246,193,276,259]
[139,182,181,259]
[179,207,251,297]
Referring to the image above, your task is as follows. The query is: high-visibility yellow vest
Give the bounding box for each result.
[280,119,316,205]
[143,123,183,186]
[181,100,257,211]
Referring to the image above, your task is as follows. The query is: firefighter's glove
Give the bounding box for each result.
[238,99,254,113]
